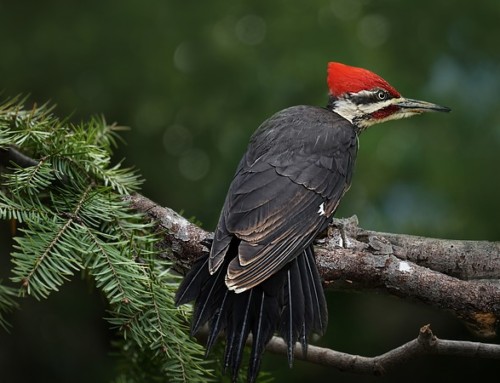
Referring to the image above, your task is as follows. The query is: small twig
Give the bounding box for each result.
[264,325,500,375]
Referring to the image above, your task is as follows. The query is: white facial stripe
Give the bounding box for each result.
[331,99,357,123]
[356,97,402,115]
[331,91,414,129]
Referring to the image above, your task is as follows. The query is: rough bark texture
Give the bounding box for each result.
[123,193,209,274]
[355,226,500,280]
[125,193,500,339]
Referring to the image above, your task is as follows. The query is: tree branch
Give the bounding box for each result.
[2,146,499,374]
[124,193,500,341]
[264,324,500,375]
[350,223,500,281]
[316,223,500,338]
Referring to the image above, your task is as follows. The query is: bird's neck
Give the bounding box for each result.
[326,97,367,133]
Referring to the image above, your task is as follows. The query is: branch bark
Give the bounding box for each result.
[127,194,500,337]
[264,324,500,375]
[125,193,500,374]
[125,193,500,340]
[317,220,500,338]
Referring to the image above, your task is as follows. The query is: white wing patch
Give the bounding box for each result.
[318,202,326,216]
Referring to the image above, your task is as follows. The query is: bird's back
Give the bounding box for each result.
[177,104,358,383]
[210,105,358,282]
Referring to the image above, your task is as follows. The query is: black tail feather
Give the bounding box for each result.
[226,289,254,380]
[279,261,305,367]
[248,276,282,382]
[303,246,328,336]
[205,288,228,355]
[175,256,210,306]
[191,263,226,335]
[175,244,328,383]
[248,291,267,381]
[297,253,313,356]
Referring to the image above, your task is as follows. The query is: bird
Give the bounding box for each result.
[175,61,450,382]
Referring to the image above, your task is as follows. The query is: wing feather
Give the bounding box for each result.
[209,106,358,290]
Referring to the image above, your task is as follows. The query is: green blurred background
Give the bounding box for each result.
[0,0,499,382]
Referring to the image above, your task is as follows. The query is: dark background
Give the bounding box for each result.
[0,0,499,382]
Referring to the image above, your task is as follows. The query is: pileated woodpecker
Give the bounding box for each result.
[175,62,450,382]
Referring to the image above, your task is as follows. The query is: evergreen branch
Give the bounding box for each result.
[94,162,143,194]
[11,218,84,299]
[0,99,212,382]
[3,157,56,193]
[0,190,50,222]
[146,280,202,380]
[11,182,93,298]
[83,227,145,306]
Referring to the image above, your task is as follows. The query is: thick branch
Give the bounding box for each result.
[352,224,500,281]
[125,193,500,339]
[317,224,500,338]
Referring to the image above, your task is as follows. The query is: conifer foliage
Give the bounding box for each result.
[0,98,210,382]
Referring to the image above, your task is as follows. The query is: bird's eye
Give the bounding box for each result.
[376,90,388,101]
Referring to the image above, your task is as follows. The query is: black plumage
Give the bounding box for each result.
[176,105,358,382]
[175,61,450,381]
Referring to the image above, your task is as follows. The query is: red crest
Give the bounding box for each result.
[327,62,400,98]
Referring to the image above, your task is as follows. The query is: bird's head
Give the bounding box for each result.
[327,62,450,130]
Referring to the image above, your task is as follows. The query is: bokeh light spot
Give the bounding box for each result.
[330,0,362,21]
[173,41,196,73]
[235,14,266,45]
[162,124,192,155]
[357,14,390,47]
[178,148,210,181]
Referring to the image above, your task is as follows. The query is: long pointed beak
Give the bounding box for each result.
[396,98,451,113]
